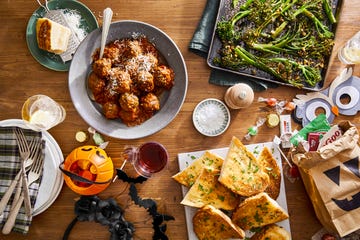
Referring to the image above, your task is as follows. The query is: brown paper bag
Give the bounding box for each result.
[292,121,360,237]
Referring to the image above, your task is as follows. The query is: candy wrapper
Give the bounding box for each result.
[318,125,343,149]
[280,115,293,149]
[88,127,109,149]
[244,117,266,140]
[258,97,295,114]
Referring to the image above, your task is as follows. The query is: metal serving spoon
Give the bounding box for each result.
[87,7,113,101]
[99,7,113,59]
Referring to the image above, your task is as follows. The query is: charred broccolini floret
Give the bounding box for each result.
[216,10,251,42]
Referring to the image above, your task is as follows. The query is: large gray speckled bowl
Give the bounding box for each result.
[68,20,188,139]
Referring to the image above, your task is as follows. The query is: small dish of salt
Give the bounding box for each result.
[192,98,230,137]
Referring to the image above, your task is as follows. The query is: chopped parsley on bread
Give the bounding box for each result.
[172,151,224,187]
[181,168,239,210]
[218,136,270,197]
[174,138,290,238]
[193,205,245,240]
[258,146,281,199]
[231,192,289,230]
[250,224,291,240]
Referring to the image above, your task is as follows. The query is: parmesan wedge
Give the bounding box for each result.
[36,18,71,54]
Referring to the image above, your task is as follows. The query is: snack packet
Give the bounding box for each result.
[290,114,331,147]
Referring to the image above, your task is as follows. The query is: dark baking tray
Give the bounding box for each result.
[207,0,343,91]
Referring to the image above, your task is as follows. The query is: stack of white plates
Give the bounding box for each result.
[0,119,64,216]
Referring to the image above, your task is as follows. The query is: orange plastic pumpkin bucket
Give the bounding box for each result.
[61,145,114,195]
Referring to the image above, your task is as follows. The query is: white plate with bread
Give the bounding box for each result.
[175,138,291,239]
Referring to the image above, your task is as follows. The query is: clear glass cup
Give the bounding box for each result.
[338,31,360,64]
[123,142,168,178]
[21,94,66,131]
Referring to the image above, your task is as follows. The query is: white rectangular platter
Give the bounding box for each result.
[177,141,291,239]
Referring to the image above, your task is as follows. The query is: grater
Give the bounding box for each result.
[37,0,81,62]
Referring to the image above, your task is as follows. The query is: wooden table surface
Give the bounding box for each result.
[1,0,360,239]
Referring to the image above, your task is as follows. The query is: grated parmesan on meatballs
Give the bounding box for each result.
[89,37,175,126]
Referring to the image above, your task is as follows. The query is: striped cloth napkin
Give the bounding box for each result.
[0,126,44,234]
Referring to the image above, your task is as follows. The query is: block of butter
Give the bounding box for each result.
[36,18,71,54]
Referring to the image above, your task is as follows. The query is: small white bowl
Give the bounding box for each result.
[192,98,231,137]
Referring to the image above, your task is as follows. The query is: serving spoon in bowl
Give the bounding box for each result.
[99,7,113,59]
[87,7,113,101]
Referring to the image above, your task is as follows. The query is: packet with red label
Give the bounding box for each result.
[308,132,327,151]
[290,113,331,147]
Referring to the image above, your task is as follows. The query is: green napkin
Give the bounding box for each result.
[189,0,278,91]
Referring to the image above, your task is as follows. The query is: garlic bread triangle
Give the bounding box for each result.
[193,205,245,240]
[258,146,281,200]
[218,136,270,196]
[231,192,289,230]
[181,168,240,210]
[250,223,291,240]
[172,151,224,187]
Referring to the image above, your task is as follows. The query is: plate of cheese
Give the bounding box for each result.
[175,137,291,239]
[26,0,98,71]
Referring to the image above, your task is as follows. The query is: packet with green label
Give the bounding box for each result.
[290,114,331,146]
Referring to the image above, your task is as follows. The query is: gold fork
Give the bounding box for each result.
[2,150,44,234]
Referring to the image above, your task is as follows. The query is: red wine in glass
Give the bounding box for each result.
[126,142,168,178]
